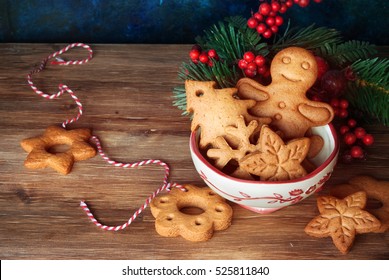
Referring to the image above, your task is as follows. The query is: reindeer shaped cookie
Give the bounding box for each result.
[237,47,334,139]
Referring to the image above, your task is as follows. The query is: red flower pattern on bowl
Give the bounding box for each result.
[190,124,339,214]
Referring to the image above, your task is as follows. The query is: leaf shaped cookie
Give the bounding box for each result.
[305,191,381,254]
[240,126,310,181]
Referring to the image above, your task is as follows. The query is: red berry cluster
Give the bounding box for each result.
[305,55,375,164]
[329,97,349,119]
[340,118,374,162]
[189,45,219,66]
[238,51,269,78]
[247,0,323,38]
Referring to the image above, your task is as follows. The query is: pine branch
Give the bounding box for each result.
[197,16,269,63]
[224,16,269,55]
[316,40,377,68]
[351,58,389,86]
[345,58,389,126]
[172,85,188,115]
[178,60,240,88]
[272,24,343,54]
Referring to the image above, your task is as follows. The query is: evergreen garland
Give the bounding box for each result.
[346,58,389,125]
[172,16,387,126]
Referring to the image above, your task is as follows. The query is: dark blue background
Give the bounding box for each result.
[1,0,388,44]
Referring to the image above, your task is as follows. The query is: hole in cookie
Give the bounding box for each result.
[194,219,203,226]
[195,90,204,97]
[160,197,169,203]
[180,206,205,215]
[166,214,174,221]
[366,198,383,210]
[208,191,215,196]
[48,144,70,154]
[215,206,224,213]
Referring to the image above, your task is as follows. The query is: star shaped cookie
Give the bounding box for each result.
[239,125,310,181]
[329,176,389,233]
[304,191,381,254]
[21,125,96,175]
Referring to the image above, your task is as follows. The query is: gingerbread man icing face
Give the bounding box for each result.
[237,47,334,139]
[271,47,318,89]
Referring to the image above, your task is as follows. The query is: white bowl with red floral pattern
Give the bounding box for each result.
[189,124,339,214]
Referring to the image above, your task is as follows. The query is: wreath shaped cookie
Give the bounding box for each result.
[150,184,233,242]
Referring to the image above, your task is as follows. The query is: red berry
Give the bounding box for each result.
[244,68,256,78]
[350,145,364,159]
[191,44,202,52]
[256,23,267,34]
[259,3,272,15]
[339,99,349,109]
[270,25,279,34]
[314,56,329,80]
[338,109,349,119]
[189,49,200,61]
[198,52,209,64]
[298,0,311,8]
[207,60,213,67]
[339,125,350,135]
[269,11,277,17]
[265,17,276,26]
[247,62,257,72]
[262,29,273,39]
[254,55,266,67]
[314,0,323,3]
[271,2,281,12]
[243,51,255,63]
[347,118,357,128]
[362,134,374,146]
[238,59,248,69]
[321,70,347,97]
[279,4,288,13]
[354,127,366,139]
[253,12,264,22]
[310,95,322,102]
[208,49,218,59]
[247,17,258,29]
[257,66,267,75]
[344,133,357,145]
[330,98,340,108]
[286,0,294,7]
[275,16,284,26]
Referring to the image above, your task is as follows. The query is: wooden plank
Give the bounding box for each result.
[0,44,388,260]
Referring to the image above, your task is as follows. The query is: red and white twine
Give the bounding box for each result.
[27,43,184,231]
[27,43,92,128]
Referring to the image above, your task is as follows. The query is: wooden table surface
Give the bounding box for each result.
[0,44,388,260]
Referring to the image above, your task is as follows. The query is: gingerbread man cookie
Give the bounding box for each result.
[21,125,96,175]
[237,47,334,139]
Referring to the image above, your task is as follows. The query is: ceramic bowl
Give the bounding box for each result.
[189,124,339,214]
